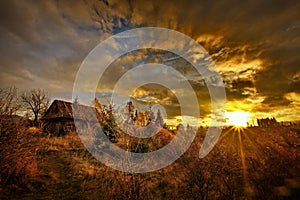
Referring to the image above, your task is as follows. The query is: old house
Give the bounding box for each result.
[42,99,100,135]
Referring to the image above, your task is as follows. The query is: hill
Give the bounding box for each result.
[0,125,299,199]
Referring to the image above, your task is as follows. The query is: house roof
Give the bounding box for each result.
[42,100,73,119]
[42,99,99,121]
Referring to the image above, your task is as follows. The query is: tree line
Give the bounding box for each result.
[0,87,49,131]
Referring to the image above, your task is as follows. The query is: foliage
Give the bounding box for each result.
[1,92,299,199]
[0,125,299,199]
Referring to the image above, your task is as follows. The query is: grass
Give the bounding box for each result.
[0,126,299,199]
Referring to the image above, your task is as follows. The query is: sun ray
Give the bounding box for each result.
[242,128,265,159]
[218,126,236,142]
[226,127,238,152]
[237,129,253,197]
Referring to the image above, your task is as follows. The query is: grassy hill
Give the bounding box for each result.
[0,126,299,199]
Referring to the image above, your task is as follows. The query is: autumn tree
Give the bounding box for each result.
[21,89,49,125]
[93,97,101,112]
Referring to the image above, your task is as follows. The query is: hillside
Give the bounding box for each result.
[0,126,299,199]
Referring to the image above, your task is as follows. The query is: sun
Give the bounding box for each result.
[226,111,251,127]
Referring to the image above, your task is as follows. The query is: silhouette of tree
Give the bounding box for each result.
[0,87,20,117]
[134,110,138,122]
[0,87,21,134]
[125,101,135,124]
[21,89,49,125]
[155,109,164,127]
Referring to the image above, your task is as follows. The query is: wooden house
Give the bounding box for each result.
[42,100,100,135]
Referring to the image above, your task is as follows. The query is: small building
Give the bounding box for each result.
[42,100,100,135]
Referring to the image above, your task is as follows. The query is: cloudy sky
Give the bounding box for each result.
[0,0,299,125]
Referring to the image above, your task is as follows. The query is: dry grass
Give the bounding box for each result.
[0,125,299,199]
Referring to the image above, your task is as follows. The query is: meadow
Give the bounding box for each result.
[1,123,299,199]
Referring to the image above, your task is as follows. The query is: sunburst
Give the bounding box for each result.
[226,111,251,129]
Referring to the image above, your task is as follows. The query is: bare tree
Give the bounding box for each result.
[0,87,20,116]
[0,87,21,135]
[21,89,49,125]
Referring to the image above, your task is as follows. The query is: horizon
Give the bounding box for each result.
[14,96,300,128]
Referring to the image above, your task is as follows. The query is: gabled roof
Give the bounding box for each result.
[42,100,73,119]
[42,99,99,121]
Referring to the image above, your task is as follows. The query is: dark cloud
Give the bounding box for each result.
[0,0,118,90]
[261,95,291,107]
[0,0,299,122]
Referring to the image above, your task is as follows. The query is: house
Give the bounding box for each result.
[42,99,100,135]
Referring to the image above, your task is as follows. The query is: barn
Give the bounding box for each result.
[42,100,100,135]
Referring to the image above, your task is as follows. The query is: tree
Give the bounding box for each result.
[0,87,21,134]
[93,98,101,112]
[155,109,164,127]
[21,89,49,125]
[0,87,20,117]
[125,101,135,124]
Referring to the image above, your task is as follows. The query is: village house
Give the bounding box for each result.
[42,99,167,136]
[42,99,100,135]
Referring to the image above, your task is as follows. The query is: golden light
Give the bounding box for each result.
[226,111,251,127]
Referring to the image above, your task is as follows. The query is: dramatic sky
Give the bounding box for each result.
[0,0,299,125]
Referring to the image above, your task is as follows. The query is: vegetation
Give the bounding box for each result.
[1,127,299,199]
[0,87,299,199]
[21,89,49,125]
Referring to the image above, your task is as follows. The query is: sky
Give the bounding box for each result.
[0,0,299,126]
